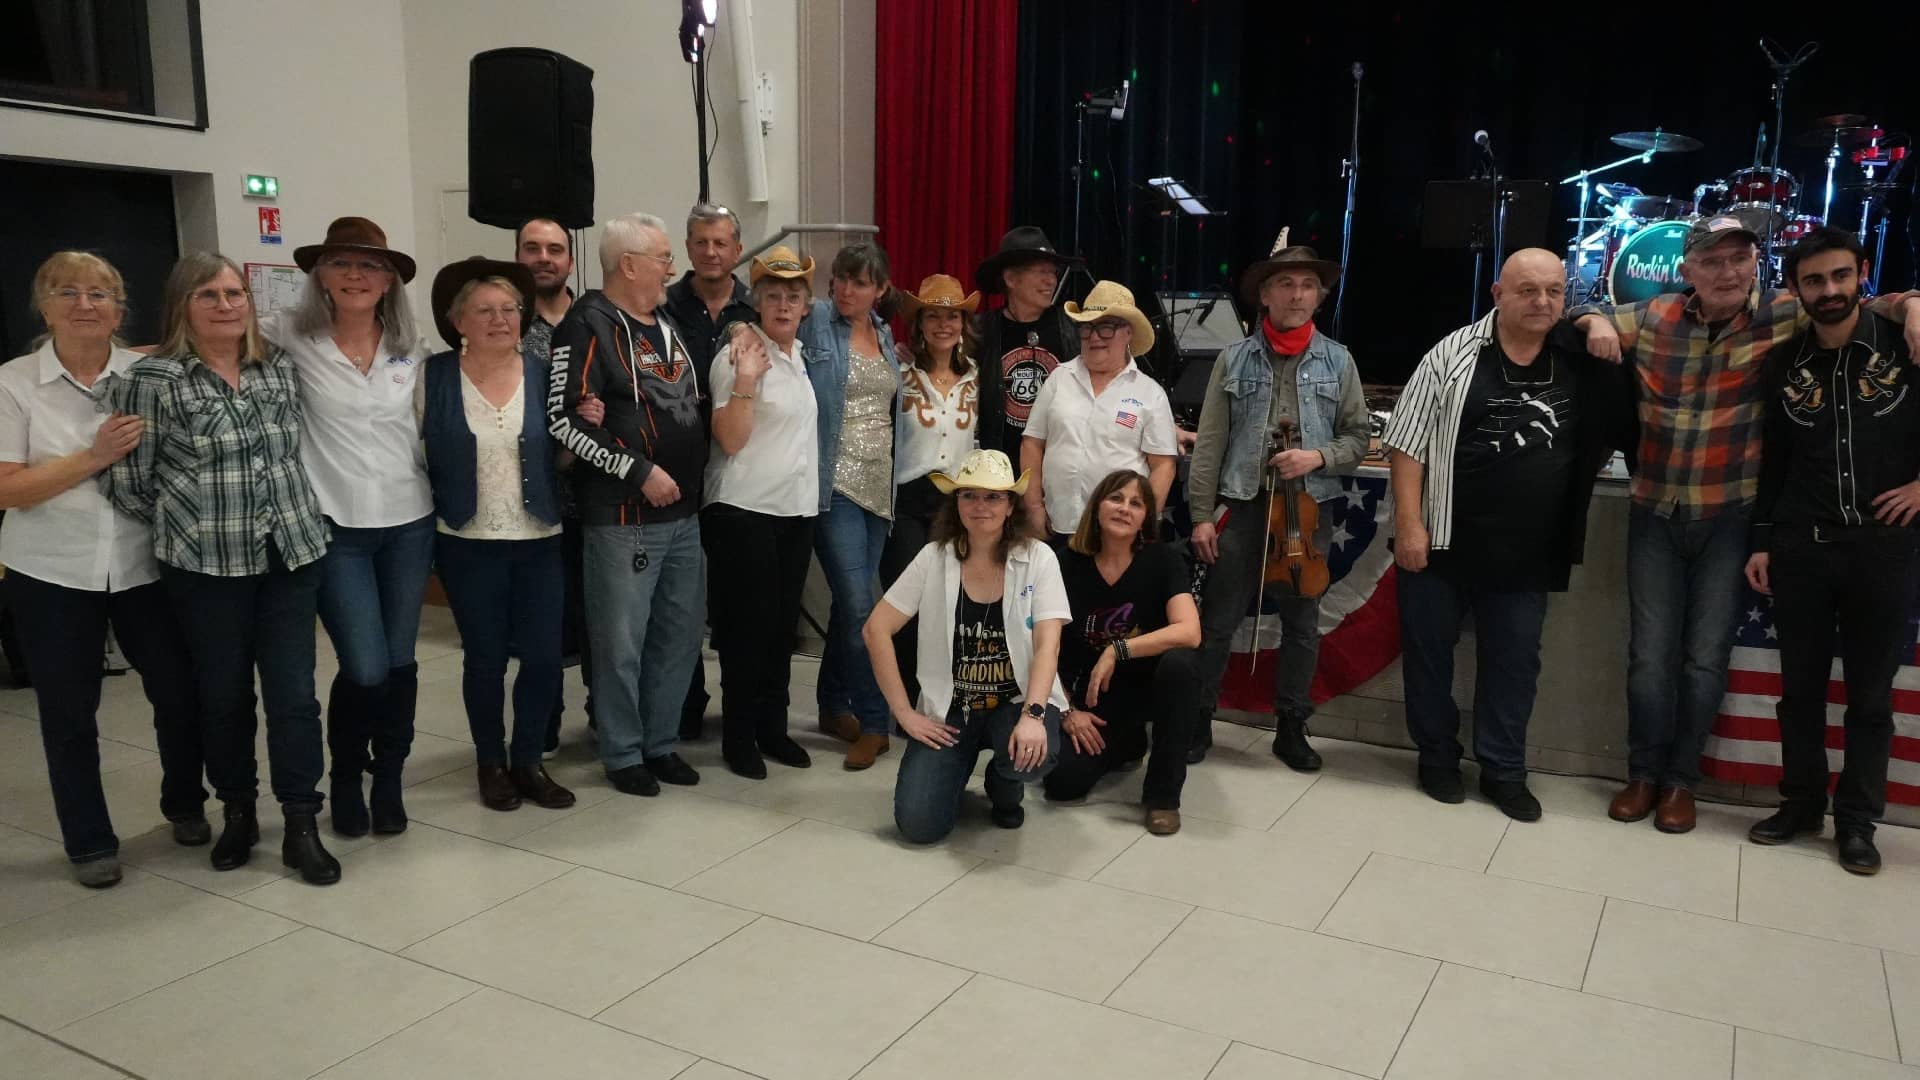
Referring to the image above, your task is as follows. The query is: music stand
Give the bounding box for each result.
[1146,177,1222,296]
[1421,179,1552,320]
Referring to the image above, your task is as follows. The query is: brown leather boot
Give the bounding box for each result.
[1146,808,1182,836]
[1654,787,1696,834]
[845,733,891,771]
[478,765,522,811]
[817,712,859,743]
[1608,780,1658,823]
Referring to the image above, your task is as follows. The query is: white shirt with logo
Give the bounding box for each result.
[1023,357,1177,531]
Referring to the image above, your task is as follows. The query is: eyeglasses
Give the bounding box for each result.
[191,287,251,308]
[1075,321,1128,340]
[467,304,521,322]
[757,292,808,309]
[320,257,393,276]
[1688,251,1756,275]
[632,251,675,269]
[958,490,1010,504]
[49,287,118,307]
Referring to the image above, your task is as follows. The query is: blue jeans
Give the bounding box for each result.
[434,534,562,768]
[1627,502,1752,790]
[1397,567,1548,782]
[814,492,890,734]
[316,515,435,687]
[161,547,325,811]
[584,518,705,770]
[895,701,1062,844]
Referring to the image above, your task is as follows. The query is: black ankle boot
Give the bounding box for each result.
[1272,712,1323,772]
[367,664,416,835]
[210,801,259,871]
[282,810,341,885]
[326,673,372,838]
[369,775,408,834]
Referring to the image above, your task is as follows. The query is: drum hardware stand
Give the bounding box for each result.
[1560,146,1656,295]
[1332,61,1363,340]
[1759,38,1818,283]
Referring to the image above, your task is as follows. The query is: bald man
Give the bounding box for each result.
[1381,249,1635,819]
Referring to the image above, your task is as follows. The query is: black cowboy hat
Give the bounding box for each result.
[430,256,537,350]
[1240,245,1342,310]
[975,226,1083,294]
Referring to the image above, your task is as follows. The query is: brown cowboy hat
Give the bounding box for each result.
[1240,244,1341,309]
[898,273,981,317]
[430,257,535,349]
[294,216,418,283]
[975,226,1082,294]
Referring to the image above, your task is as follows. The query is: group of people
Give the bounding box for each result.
[7,201,1920,890]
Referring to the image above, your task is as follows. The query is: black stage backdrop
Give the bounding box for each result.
[1013,2,1917,385]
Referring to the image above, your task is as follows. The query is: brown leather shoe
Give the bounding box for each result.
[1146,808,1181,836]
[478,765,521,811]
[1608,780,1658,823]
[1654,787,1696,834]
[817,712,859,743]
[844,733,891,771]
[509,764,577,809]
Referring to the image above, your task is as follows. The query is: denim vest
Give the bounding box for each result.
[1215,329,1354,504]
[798,297,899,513]
[420,350,561,530]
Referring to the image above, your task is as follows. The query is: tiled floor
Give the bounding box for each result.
[2,609,1919,1079]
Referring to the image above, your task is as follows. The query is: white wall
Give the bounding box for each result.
[0,0,418,276]
[399,0,801,290]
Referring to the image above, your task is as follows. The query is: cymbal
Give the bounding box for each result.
[1814,113,1870,129]
[1795,126,1870,148]
[1611,130,1704,153]
[1843,180,1905,194]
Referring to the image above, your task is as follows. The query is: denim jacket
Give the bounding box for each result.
[797,297,899,513]
[1211,329,1360,505]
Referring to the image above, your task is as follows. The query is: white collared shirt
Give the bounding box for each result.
[0,342,159,592]
[1023,357,1177,530]
[263,312,432,529]
[894,362,979,485]
[881,537,1072,719]
[704,330,820,517]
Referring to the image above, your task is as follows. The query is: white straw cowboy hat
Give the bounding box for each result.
[930,449,1031,495]
[1064,280,1155,356]
[897,273,981,316]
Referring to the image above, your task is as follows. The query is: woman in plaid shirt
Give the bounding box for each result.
[104,253,341,886]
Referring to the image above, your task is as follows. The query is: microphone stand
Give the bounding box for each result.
[1759,38,1818,285]
[1332,62,1362,340]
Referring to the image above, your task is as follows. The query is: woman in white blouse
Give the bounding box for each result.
[272,217,434,838]
[703,246,821,780]
[416,259,574,813]
[878,273,981,721]
[0,252,205,888]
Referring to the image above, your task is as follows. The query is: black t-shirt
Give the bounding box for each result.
[1429,338,1580,591]
[1057,544,1187,703]
[996,312,1070,449]
[953,586,1019,711]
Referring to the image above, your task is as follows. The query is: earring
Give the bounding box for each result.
[459,336,468,357]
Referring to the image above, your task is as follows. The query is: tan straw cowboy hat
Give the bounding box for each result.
[930,448,1031,495]
[898,273,981,316]
[749,245,815,288]
[1064,280,1155,356]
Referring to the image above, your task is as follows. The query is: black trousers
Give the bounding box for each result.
[1045,647,1200,810]
[879,475,943,705]
[6,572,204,860]
[702,503,814,745]
[1770,527,1920,834]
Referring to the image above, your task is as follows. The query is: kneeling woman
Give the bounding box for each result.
[864,449,1067,843]
[418,259,574,812]
[1041,470,1201,835]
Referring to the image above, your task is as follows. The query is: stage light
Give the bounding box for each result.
[679,0,718,63]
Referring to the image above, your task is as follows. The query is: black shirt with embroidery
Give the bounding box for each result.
[664,271,756,405]
[1427,336,1580,591]
[1754,312,1920,549]
[953,585,1019,712]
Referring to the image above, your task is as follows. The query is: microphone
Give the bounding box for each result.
[1473,130,1497,173]
[1352,61,1364,82]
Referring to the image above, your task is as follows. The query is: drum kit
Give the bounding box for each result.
[1564,119,1910,305]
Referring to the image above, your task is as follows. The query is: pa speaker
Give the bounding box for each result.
[468,48,595,230]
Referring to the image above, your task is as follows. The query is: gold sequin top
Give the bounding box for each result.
[831,347,896,519]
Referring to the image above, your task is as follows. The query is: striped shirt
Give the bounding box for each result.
[1570,287,1914,518]
[1380,313,1495,549]
[103,349,331,576]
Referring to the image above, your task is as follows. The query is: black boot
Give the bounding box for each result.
[282,809,341,885]
[326,672,372,838]
[1271,711,1323,772]
[210,800,259,871]
[368,663,416,835]
[722,715,766,779]
[1187,719,1213,765]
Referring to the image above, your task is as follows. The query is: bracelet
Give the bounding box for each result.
[1113,638,1131,661]
[730,390,756,401]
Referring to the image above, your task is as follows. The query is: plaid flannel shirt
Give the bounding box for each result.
[1572,287,1914,517]
[102,349,330,577]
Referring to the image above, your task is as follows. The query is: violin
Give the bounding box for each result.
[1259,419,1330,599]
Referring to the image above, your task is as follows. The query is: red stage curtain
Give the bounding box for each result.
[874,0,1018,307]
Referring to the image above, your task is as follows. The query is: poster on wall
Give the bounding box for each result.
[245,262,303,317]
[258,206,282,245]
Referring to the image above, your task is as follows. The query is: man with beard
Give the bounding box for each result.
[1186,245,1371,769]
[1576,219,1920,834]
[973,227,1081,458]
[516,218,575,367]
[1743,228,1920,875]
[1386,249,1632,820]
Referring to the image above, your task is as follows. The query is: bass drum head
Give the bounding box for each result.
[1607,219,1692,304]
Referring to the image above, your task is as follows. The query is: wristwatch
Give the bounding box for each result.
[1025,702,1047,720]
